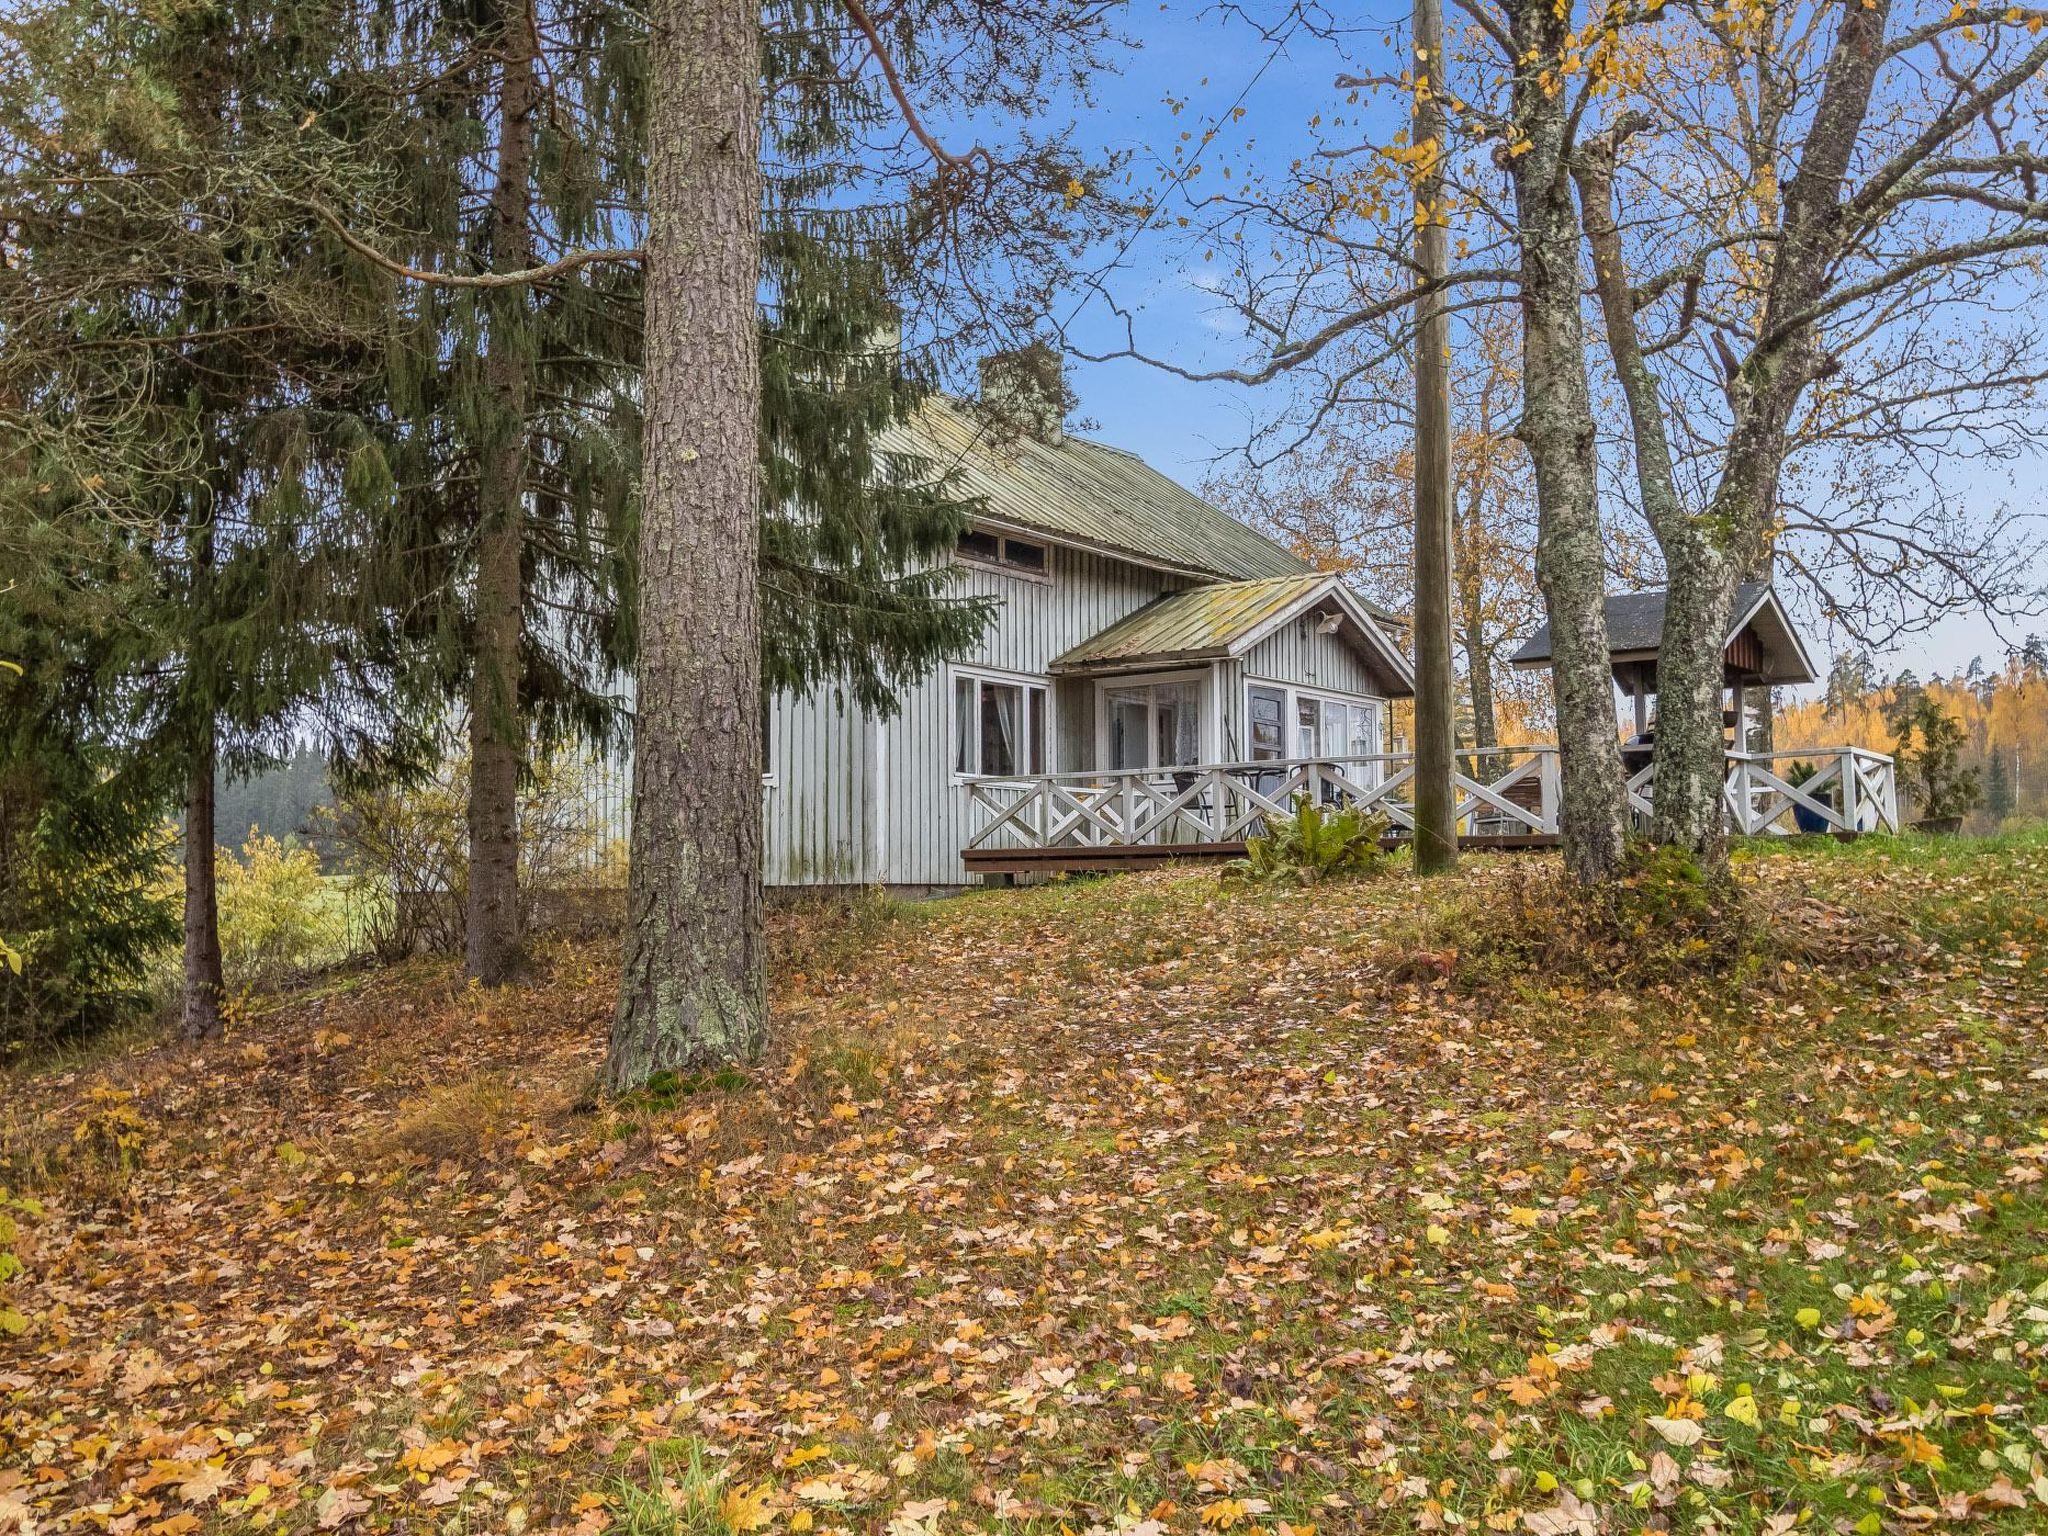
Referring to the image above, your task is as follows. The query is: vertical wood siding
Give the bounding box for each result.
[761,689,875,885]
[1241,616,1400,701]
[765,551,1402,888]
[867,546,1194,886]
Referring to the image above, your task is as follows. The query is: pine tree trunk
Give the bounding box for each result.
[465,0,536,985]
[182,725,225,1043]
[1507,108,1626,881]
[605,0,765,1089]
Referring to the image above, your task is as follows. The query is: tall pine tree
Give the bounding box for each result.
[323,0,1001,983]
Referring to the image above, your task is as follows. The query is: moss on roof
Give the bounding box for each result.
[1051,575,1331,669]
[886,396,1311,582]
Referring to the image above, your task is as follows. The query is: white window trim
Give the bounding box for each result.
[1244,676,1388,762]
[950,665,1054,780]
[1093,666,1220,772]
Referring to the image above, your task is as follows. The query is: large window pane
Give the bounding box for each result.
[1248,686,1285,761]
[954,675,976,773]
[1027,686,1047,772]
[981,681,1022,776]
[1157,681,1201,766]
[1349,703,1376,756]
[1322,699,1348,755]
[1296,697,1319,758]
[1109,689,1148,771]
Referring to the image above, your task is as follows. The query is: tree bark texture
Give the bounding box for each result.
[1460,591,1498,751]
[1577,127,1739,864]
[1573,2,1894,860]
[605,0,765,1088]
[1410,0,1457,874]
[182,723,225,1043]
[1502,10,1626,881]
[466,0,537,984]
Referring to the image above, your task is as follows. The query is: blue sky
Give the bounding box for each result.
[1031,4,2047,693]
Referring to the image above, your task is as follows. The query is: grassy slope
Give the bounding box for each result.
[3,832,2047,1536]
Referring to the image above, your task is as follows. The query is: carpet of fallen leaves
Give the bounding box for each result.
[3,833,2047,1536]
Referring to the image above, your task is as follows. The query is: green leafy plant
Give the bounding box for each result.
[1889,693,1982,824]
[317,747,619,959]
[217,831,344,988]
[1224,795,1391,886]
[0,1189,37,1337]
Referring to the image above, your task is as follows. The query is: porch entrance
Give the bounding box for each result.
[1100,675,1206,772]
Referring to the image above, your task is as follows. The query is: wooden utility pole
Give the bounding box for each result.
[1410,0,1457,873]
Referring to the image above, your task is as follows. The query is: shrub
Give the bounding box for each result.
[218,831,343,988]
[1441,841,1761,990]
[1888,693,1982,824]
[0,760,177,1061]
[318,746,618,957]
[1224,795,1391,886]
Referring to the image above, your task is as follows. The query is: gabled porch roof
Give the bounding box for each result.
[1048,573,1415,695]
[1508,581,1819,687]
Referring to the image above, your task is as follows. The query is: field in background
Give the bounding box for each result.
[4,831,2047,1535]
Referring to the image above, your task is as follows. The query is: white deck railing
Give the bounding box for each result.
[1630,746,1901,836]
[963,744,1897,853]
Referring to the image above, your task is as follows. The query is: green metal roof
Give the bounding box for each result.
[887,396,1312,582]
[1052,574,1337,670]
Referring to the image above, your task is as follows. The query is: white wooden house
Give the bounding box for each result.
[763,382,1415,890]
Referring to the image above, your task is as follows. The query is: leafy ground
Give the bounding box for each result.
[4,832,2047,1536]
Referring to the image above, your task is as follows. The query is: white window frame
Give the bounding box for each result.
[956,526,1053,583]
[950,665,1053,780]
[1244,677,1387,765]
[1093,666,1219,772]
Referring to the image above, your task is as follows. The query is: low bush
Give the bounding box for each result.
[218,832,345,988]
[319,747,620,958]
[1438,841,1764,991]
[1224,795,1391,886]
[371,1073,525,1167]
[0,764,177,1061]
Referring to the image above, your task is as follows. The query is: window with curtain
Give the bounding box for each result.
[1254,684,1384,764]
[1248,686,1286,760]
[953,673,1048,775]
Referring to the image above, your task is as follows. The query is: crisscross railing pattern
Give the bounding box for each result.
[964,744,1897,852]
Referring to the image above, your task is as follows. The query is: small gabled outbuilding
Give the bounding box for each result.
[1508,581,1818,739]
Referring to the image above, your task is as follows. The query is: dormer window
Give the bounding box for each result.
[958,528,1049,574]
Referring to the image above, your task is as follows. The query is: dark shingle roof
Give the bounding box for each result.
[1510,582,1817,685]
[1511,583,1768,664]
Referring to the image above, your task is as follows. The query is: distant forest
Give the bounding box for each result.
[1779,641,2048,831]
[214,746,334,859]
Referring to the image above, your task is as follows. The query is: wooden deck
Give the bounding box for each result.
[961,829,1562,877]
[960,745,1896,876]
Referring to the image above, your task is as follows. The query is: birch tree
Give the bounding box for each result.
[1572,0,2048,861]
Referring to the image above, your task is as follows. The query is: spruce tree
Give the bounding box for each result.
[325,0,1000,985]
[2,0,430,1038]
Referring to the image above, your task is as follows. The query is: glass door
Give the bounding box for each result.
[1103,678,1205,771]
[1107,688,1153,771]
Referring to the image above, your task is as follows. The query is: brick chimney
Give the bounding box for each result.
[978,342,1069,445]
